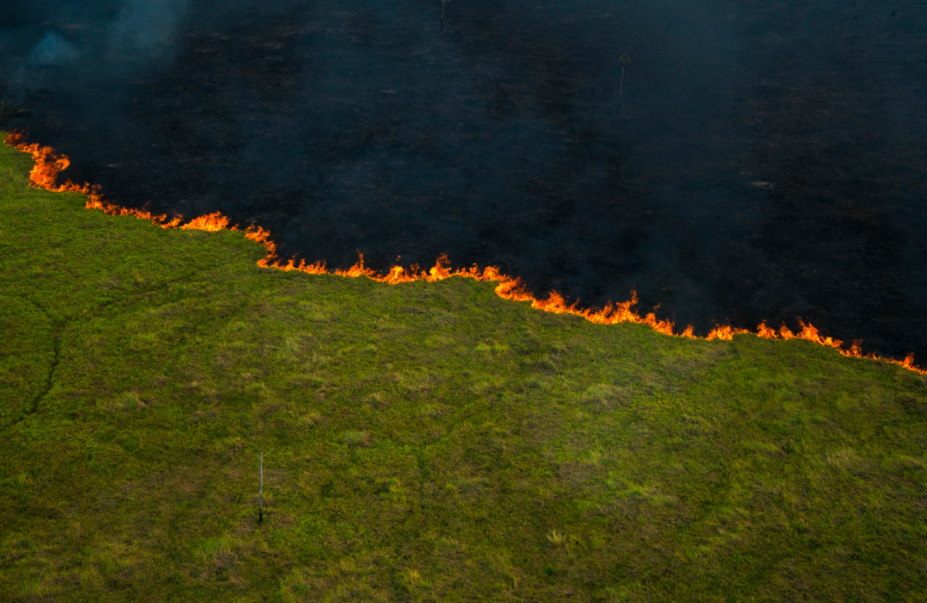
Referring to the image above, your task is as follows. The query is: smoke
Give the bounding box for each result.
[106,0,189,65]
[1,0,189,114]
[18,0,187,71]
[27,32,80,67]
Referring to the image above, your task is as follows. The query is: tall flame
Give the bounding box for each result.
[5,131,925,376]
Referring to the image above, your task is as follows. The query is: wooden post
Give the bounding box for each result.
[259,451,263,523]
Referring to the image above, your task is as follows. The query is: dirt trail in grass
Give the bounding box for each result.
[0,295,56,425]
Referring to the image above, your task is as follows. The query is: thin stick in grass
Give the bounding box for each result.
[618,54,630,114]
[441,0,450,31]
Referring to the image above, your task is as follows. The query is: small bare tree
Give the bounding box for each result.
[618,54,630,114]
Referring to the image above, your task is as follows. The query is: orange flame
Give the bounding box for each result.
[5,131,279,259]
[706,325,751,341]
[5,131,925,376]
[179,211,230,232]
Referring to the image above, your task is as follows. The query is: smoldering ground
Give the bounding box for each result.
[2,0,926,361]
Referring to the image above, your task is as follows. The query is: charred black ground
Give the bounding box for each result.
[2,0,925,360]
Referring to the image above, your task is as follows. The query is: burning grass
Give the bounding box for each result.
[5,131,924,377]
[1,132,926,601]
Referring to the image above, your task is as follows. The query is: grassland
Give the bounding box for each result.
[0,133,925,602]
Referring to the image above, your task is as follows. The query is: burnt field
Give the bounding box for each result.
[2,0,926,360]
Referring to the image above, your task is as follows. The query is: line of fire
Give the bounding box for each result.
[7,130,925,377]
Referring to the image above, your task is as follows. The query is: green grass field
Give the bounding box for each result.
[1,133,925,601]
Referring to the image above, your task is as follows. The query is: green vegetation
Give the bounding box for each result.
[1,132,925,601]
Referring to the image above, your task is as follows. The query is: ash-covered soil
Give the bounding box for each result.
[2,0,926,360]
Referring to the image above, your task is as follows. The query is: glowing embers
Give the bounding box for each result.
[4,131,925,376]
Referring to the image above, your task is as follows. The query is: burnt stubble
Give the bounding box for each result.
[2,0,925,360]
